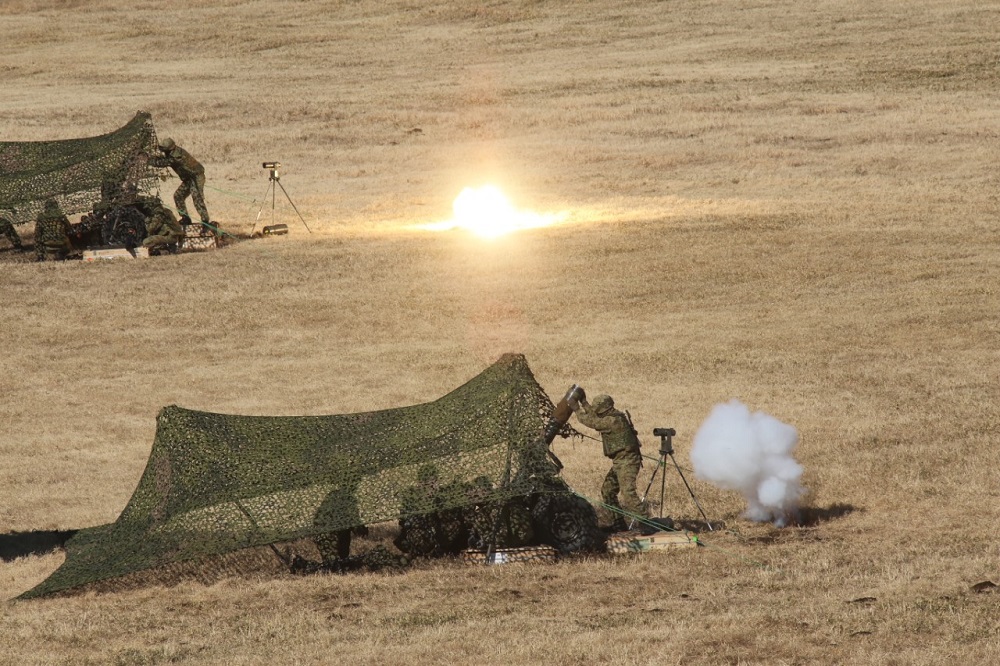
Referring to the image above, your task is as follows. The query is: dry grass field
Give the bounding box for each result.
[2,0,999,663]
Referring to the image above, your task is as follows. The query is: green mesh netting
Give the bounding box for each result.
[0,111,159,224]
[22,354,593,599]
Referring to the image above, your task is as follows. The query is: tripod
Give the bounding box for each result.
[251,162,311,235]
[631,427,714,531]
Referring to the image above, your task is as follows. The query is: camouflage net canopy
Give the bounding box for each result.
[0,111,159,224]
[22,355,601,599]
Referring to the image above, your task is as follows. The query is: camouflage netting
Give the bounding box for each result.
[0,111,159,224]
[22,354,599,599]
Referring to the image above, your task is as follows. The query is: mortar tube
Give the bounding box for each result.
[542,384,584,445]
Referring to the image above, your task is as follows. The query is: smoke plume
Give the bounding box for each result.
[690,400,805,526]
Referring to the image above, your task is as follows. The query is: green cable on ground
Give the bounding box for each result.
[570,490,779,573]
[204,182,258,203]
[158,179,289,238]
[152,196,234,240]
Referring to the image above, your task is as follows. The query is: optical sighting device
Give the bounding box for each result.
[652,427,676,455]
[635,426,713,531]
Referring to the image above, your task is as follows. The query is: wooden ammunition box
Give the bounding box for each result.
[82,246,149,261]
[606,530,698,554]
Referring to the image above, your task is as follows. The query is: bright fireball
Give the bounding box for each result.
[419,185,565,239]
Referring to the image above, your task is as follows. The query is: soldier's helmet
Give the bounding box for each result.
[158,137,176,152]
[592,394,615,416]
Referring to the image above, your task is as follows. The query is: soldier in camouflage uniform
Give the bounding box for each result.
[33,199,73,262]
[148,137,213,233]
[142,202,183,255]
[572,393,649,531]
[0,216,25,251]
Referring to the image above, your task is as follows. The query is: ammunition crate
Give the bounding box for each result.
[82,246,149,261]
[606,530,698,554]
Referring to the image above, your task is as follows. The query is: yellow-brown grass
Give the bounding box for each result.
[1,0,998,663]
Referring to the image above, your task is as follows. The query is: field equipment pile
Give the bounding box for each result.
[22,355,596,598]
[0,112,159,224]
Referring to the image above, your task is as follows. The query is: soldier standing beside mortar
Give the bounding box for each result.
[570,392,651,532]
[146,137,213,234]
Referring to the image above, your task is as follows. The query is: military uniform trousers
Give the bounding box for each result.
[602,449,648,520]
[142,230,183,251]
[34,218,72,261]
[173,173,210,225]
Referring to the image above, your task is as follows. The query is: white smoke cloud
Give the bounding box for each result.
[690,400,805,526]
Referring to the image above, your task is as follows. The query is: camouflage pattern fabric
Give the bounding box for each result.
[0,112,160,225]
[141,205,183,251]
[21,354,584,599]
[391,471,533,557]
[576,401,641,458]
[149,143,204,181]
[107,207,147,249]
[74,205,147,250]
[0,216,22,249]
[172,173,210,227]
[33,201,72,261]
[76,190,162,250]
[576,401,649,522]
[149,144,210,225]
[601,450,648,521]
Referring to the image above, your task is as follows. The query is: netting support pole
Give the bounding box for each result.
[235,500,293,571]
[484,451,514,563]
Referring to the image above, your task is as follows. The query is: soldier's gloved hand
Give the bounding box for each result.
[565,385,586,412]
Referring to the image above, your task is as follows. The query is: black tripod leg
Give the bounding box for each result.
[668,453,713,530]
[277,179,311,233]
[659,455,667,519]
[630,455,663,530]
[252,180,274,236]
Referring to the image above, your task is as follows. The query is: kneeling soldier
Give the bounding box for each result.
[34,199,72,261]
[142,203,183,255]
[0,216,25,251]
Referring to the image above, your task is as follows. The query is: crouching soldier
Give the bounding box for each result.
[34,199,72,262]
[0,216,25,251]
[142,203,183,255]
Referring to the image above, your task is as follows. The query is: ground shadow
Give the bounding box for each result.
[0,529,78,561]
[795,502,859,527]
[673,518,724,533]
